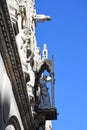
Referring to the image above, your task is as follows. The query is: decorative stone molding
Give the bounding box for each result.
[6,116,21,130]
[0,0,33,129]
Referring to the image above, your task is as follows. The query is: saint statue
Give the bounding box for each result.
[39,75,51,109]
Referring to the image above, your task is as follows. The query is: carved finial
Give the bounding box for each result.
[42,43,48,59]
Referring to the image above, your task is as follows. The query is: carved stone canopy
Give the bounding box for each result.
[35,59,54,90]
[37,59,54,75]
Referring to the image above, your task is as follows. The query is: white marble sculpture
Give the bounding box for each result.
[16,28,30,70]
[39,75,51,109]
[16,28,35,102]
[27,63,35,100]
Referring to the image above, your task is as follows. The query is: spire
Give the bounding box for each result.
[42,43,48,59]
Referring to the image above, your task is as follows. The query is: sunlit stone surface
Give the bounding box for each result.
[0,0,57,129]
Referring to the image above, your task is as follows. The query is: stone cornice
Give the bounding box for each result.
[0,0,33,129]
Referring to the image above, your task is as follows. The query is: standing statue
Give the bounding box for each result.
[26,52,35,102]
[33,46,41,72]
[39,76,51,109]
[16,28,35,102]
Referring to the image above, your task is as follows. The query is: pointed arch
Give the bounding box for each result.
[6,116,21,130]
[37,59,53,74]
[35,59,54,90]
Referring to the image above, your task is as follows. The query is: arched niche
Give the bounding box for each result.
[34,59,57,120]
[35,59,54,90]
[6,116,21,130]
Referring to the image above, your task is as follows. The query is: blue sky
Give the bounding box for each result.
[36,0,87,130]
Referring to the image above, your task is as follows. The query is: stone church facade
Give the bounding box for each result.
[0,0,57,130]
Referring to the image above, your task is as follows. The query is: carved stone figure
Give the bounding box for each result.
[33,47,41,71]
[16,28,35,102]
[39,76,51,109]
[26,53,35,102]
[16,29,29,72]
